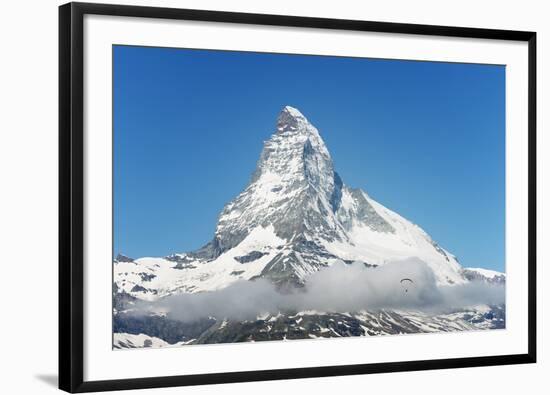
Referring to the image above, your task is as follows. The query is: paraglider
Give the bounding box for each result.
[400,278,414,293]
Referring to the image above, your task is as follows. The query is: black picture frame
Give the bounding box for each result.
[59,2,537,393]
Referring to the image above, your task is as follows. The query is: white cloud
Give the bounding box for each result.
[134,258,505,322]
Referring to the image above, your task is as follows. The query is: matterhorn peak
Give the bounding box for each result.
[170,107,466,288]
[281,105,306,119]
[199,106,343,262]
[276,105,310,133]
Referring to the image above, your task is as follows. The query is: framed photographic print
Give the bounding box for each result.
[59,2,537,393]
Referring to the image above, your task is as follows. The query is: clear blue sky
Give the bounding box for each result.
[114,45,505,272]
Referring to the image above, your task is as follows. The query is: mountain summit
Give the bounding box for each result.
[115,106,468,299]
[214,106,342,262]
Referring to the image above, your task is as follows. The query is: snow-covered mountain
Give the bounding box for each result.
[113,106,505,347]
[115,106,470,300]
[462,267,506,285]
[114,305,505,348]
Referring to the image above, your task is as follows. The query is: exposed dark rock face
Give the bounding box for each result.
[462,268,506,285]
[234,251,268,263]
[115,254,134,263]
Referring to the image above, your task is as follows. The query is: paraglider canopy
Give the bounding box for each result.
[400,278,414,293]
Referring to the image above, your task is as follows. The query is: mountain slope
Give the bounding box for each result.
[114,305,505,347]
[462,267,506,285]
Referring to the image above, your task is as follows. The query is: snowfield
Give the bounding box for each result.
[115,225,286,299]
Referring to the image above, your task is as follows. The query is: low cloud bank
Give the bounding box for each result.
[134,258,505,322]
